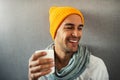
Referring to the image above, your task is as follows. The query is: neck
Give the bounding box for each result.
[54,46,73,71]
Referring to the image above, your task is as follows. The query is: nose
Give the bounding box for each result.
[72,29,80,37]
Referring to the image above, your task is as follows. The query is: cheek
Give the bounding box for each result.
[80,30,83,34]
[62,31,70,39]
[59,32,66,43]
[80,31,82,35]
[55,31,65,43]
[59,32,68,44]
[62,32,72,44]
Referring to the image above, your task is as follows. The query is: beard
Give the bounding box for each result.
[62,36,81,54]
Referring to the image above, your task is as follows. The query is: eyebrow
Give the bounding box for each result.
[65,23,83,27]
[65,23,74,26]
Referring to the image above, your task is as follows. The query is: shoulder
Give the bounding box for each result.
[87,55,108,74]
[81,55,109,80]
[89,55,105,67]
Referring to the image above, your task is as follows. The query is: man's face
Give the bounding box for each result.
[54,14,83,53]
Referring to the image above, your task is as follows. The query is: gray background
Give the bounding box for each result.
[0,0,120,80]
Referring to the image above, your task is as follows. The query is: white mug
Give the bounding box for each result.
[35,50,55,74]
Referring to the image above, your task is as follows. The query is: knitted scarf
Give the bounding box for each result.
[45,43,90,80]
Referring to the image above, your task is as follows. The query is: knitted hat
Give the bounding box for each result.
[49,6,84,40]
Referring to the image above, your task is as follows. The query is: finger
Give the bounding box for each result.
[38,58,54,65]
[30,63,54,73]
[29,52,47,61]
[31,69,52,79]
[29,58,54,68]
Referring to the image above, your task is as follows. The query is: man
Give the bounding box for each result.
[29,6,109,80]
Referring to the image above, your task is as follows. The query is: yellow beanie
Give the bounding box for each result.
[49,6,84,40]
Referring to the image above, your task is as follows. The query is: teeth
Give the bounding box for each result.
[69,40,77,43]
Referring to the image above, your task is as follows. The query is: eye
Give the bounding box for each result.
[64,23,74,30]
[65,26,73,29]
[78,25,83,30]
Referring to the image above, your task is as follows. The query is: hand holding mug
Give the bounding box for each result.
[28,50,54,80]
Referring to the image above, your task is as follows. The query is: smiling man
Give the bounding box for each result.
[29,6,109,80]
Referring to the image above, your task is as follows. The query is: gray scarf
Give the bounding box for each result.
[45,43,90,80]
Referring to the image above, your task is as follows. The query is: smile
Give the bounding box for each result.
[69,39,78,43]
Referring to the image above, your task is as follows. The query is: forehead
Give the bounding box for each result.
[62,14,83,24]
[56,14,83,34]
[59,14,83,27]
